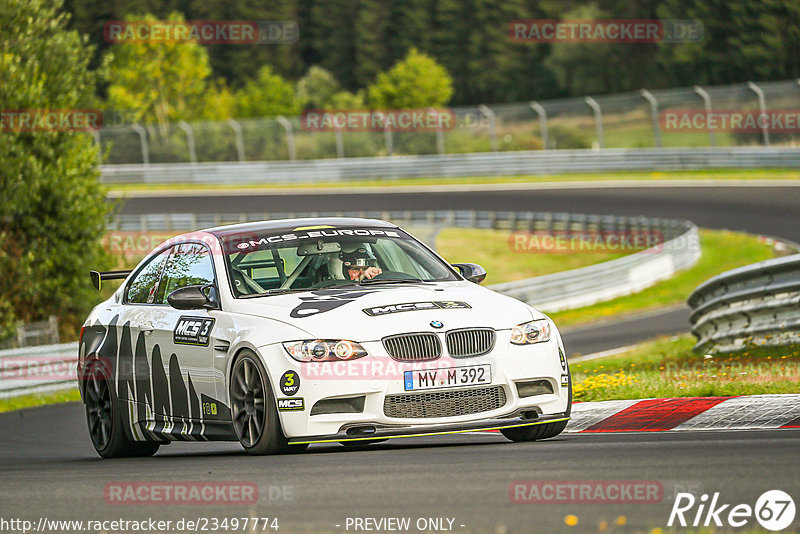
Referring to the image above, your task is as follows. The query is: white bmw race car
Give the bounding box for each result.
[78,218,571,457]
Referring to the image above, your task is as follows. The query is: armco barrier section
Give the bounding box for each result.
[0,343,78,398]
[100,147,800,185]
[688,254,800,353]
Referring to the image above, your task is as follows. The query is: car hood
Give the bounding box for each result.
[229,281,544,341]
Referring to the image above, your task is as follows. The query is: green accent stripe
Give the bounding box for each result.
[292,417,570,445]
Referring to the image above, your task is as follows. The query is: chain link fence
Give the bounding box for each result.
[98,80,800,165]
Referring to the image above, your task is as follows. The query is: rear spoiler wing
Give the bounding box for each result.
[90,270,131,291]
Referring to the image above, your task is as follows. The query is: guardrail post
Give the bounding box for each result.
[693,86,716,147]
[384,124,393,156]
[639,89,662,148]
[276,116,297,162]
[747,81,770,146]
[130,124,149,165]
[529,102,548,149]
[479,105,498,152]
[584,97,604,149]
[227,119,246,162]
[429,107,446,154]
[178,121,197,164]
[335,128,345,159]
[91,130,103,162]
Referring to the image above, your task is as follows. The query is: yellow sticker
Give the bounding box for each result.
[293,225,336,231]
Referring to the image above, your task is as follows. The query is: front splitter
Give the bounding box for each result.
[288,413,570,444]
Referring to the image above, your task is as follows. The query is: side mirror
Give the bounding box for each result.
[452,263,487,284]
[167,285,219,310]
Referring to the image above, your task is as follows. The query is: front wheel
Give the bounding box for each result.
[84,362,160,458]
[230,351,289,455]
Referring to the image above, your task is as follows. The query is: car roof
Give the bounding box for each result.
[204,217,398,238]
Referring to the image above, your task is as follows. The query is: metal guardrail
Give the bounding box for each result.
[100,147,800,185]
[0,343,77,398]
[0,316,60,350]
[111,209,691,237]
[688,254,800,353]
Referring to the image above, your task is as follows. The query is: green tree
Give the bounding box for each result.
[367,48,453,108]
[327,90,366,109]
[234,65,301,118]
[296,66,341,108]
[103,12,228,126]
[0,0,111,341]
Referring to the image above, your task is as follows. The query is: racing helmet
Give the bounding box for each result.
[339,247,376,278]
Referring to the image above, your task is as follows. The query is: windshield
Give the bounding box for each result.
[218,226,459,297]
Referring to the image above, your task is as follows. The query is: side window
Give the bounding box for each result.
[126,248,171,304]
[156,243,216,304]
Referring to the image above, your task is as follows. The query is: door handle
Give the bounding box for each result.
[140,323,154,334]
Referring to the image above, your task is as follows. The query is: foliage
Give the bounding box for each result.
[235,65,302,118]
[296,66,342,109]
[102,12,228,126]
[64,0,800,105]
[367,49,453,108]
[0,0,112,342]
[327,90,366,109]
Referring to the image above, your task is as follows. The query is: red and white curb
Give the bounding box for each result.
[565,394,800,433]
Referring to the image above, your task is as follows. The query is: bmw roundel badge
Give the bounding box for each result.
[430,320,444,329]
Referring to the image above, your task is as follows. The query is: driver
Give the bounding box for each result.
[340,247,382,281]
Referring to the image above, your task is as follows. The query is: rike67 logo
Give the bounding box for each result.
[669,490,795,531]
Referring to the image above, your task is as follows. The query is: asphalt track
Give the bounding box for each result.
[1,403,799,533]
[560,304,690,357]
[116,183,800,240]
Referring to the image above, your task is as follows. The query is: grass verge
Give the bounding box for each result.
[571,335,800,401]
[108,169,800,193]
[0,389,80,414]
[550,229,777,328]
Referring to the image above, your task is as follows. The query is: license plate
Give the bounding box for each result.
[403,364,492,391]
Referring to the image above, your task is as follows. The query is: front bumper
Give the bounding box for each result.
[288,412,570,444]
[259,330,571,440]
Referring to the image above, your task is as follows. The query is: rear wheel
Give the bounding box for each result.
[84,363,160,458]
[230,351,289,455]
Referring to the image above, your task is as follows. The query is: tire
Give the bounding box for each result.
[84,361,160,458]
[230,350,289,455]
[501,364,573,443]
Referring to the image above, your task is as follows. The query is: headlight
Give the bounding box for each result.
[510,320,551,345]
[283,339,368,362]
